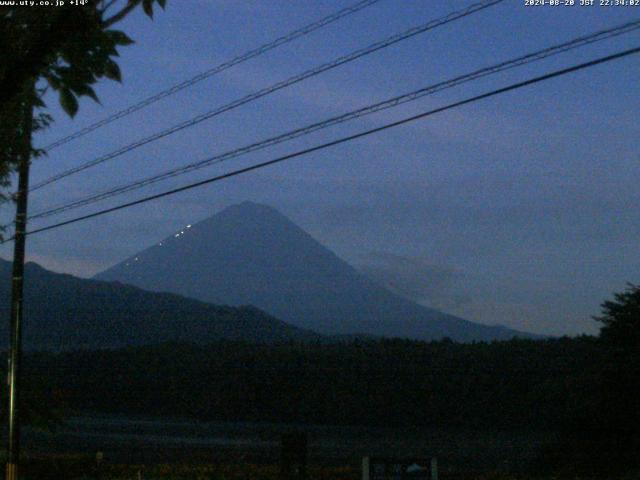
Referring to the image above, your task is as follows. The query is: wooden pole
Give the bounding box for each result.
[5,87,34,480]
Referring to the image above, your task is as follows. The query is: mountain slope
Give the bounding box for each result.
[0,259,322,350]
[96,202,530,341]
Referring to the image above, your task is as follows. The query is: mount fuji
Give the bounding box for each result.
[96,202,530,341]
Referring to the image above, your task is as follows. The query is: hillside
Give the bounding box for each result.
[0,259,322,350]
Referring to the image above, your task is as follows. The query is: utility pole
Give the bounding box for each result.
[5,88,34,480]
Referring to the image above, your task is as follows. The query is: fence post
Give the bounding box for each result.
[362,456,370,480]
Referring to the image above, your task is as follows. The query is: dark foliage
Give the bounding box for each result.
[14,337,603,430]
[594,283,640,349]
[593,284,640,435]
[0,1,167,232]
[0,0,166,117]
[4,334,638,475]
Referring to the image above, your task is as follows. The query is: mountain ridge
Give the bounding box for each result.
[96,201,533,341]
[0,258,323,350]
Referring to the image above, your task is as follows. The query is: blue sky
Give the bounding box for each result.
[2,0,638,336]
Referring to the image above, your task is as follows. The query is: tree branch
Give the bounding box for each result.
[101,0,120,15]
[103,0,141,27]
[0,14,68,116]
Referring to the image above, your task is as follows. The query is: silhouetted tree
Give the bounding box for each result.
[590,283,640,473]
[0,0,167,117]
[0,0,167,236]
[594,283,640,349]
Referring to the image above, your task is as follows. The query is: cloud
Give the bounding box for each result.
[356,251,471,311]
[354,250,604,336]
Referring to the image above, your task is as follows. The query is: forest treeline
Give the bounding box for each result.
[13,336,614,430]
[0,282,631,478]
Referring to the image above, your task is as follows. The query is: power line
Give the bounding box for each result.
[30,0,505,192]
[41,0,384,152]
[14,46,638,241]
[27,19,640,222]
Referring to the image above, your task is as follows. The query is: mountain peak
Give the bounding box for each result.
[96,203,531,341]
[229,200,275,212]
[209,201,292,226]
[158,202,284,237]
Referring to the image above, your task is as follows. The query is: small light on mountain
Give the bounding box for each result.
[186,225,192,228]
[175,234,179,238]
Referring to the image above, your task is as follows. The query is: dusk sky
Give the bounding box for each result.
[1,0,638,336]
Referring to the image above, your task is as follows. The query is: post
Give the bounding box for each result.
[361,456,370,480]
[430,457,438,480]
[5,89,34,480]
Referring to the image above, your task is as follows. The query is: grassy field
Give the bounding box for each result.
[14,454,640,480]
[2,414,637,479]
